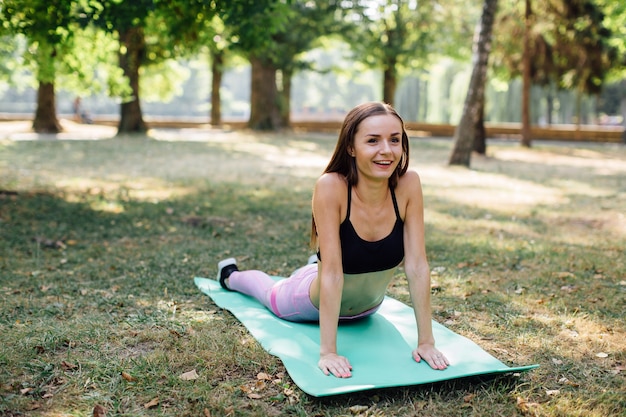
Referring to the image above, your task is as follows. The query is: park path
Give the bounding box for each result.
[0,120,116,141]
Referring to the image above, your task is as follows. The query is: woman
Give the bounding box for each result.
[216,102,449,378]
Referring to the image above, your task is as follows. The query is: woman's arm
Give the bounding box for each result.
[401,171,449,370]
[312,174,352,378]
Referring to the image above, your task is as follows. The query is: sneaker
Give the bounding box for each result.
[217,258,238,291]
[307,254,318,264]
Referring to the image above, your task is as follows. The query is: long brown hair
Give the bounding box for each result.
[310,102,410,249]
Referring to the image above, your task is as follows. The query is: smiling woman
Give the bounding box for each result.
[212,101,449,379]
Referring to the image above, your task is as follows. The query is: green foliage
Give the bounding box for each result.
[596,0,626,80]
[492,0,618,95]
[0,0,77,84]
[346,0,479,75]
[140,59,191,103]
[272,0,354,74]
[217,0,291,59]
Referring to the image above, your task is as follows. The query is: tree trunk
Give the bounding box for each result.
[547,87,553,125]
[473,99,486,154]
[210,50,224,126]
[279,69,292,127]
[32,82,62,133]
[449,0,498,167]
[383,64,397,106]
[118,26,147,134]
[248,55,281,130]
[521,0,532,147]
[620,81,626,144]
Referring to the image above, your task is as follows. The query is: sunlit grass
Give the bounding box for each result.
[0,128,624,416]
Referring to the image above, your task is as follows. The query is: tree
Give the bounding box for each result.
[87,0,217,134]
[597,0,626,142]
[0,0,76,133]
[272,1,355,126]
[215,0,290,130]
[448,0,498,167]
[521,0,532,147]
[493,0,616,147]
[342,0,478,107]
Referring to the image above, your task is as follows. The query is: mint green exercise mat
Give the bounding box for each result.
[194,277,538,397]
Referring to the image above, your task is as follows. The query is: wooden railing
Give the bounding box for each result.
[1,114,623,143]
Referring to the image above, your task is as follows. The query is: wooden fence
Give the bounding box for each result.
[1,114,623,143]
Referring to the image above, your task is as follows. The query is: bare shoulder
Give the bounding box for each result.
[313,173,347,226]
[395,171,424,219]
[314,172,347,198]
[396,170,423,195]
[316,172,346,187]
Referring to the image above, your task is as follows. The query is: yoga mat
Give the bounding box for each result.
[195,277,538,397]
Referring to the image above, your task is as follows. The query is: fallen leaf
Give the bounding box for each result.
[257,372,271,380]
[26,402,41,411]
[144,397,159,409]
[203,408,211,417]
[552,358,563,365]
[464,393,476,403]
[553,271,575,279]
[179,369,199,380]
[516,396,539,413]
[92,404,106,417]
[546,389,560,396]
[349,405,369,414]
[121,371,135,382]
[247,393,263,399]
[61,361,78,371]
[558,377,579,387]
[20,387,33,395]
[596,352,609,358]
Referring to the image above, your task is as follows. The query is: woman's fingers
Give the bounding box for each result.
[413,347,449,370]
[319,354,352,378]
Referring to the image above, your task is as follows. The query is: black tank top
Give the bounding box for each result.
[318,185,405,274]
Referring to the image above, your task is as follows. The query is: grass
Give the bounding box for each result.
[0,125,624,416]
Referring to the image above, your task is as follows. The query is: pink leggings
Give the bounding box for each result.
[227,263,381,322]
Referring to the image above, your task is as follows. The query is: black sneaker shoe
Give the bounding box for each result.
[217,258,238,291]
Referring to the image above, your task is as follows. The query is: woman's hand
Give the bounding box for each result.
[412,343,449,370]
[319,353,353,378]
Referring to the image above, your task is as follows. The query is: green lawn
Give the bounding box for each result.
[1,127,624,416]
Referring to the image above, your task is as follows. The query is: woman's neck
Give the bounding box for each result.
[353,178,389,206]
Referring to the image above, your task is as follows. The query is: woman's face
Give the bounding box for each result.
[349,114,403,183]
